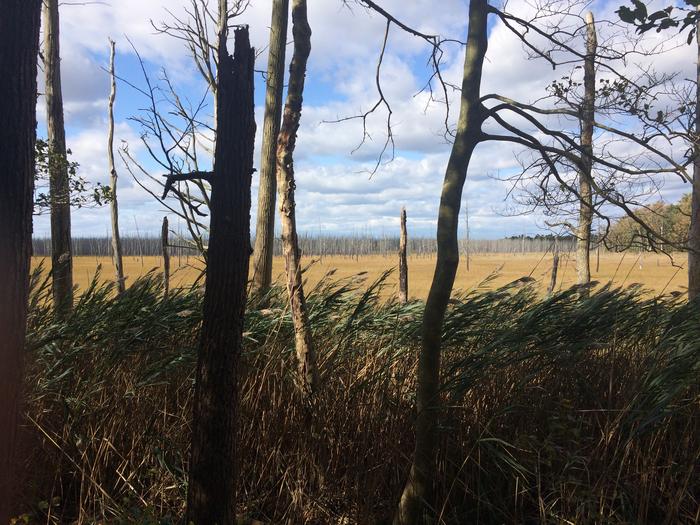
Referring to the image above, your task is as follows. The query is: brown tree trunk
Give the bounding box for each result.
[0,1,41,521]
[185,18,256,524]
[108,38,125,294]
[394,1,488,522]
[688,10,700,300]
[399,207,408,304]
[576,12,596,290]
[547,240,560,296]
[162,216,170,298]
[44,0,73,316]
[252,0,289,296]
[277,0,318,394]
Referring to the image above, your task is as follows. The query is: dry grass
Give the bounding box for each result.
[33,250,688,298]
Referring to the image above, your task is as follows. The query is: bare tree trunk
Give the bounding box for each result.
[0,1,41,520]
[394,1,488,522]
[252,0,289,296]
[399,207,408,303]
[547,240,560,296]
[465,198,470,271]
[108,38,125,294]
[688,10,700,301]
[277,0,318,394]
[44,0,73,316]
[576,12,596,290]
[185,18,256,525]
[162,216,170,298]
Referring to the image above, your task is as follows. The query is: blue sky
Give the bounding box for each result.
[33,0,695,240]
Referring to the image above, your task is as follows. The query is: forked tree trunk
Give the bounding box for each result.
[576,12,596,290]
[277,0,318,394]
[688,10,700,300]
[394,1,488,523]
[399,207,408,304]
[162,216,170,298]
[0,1,41,521]
[108,38,125,294]
[185,21,256,524]
[252,0,290,296]
[44,0,73,317]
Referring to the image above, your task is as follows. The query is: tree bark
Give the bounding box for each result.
[277,0,318,394]
[688,9,700,301]
[394,1,488,523]
[547,240,560,296]
[399,207,408,304]
[0,1,41,521]
[252,0,289,296]
[185,18,256,525]
[162,216,170,298]
[108,38,125,294]
[44,0,73,316]
[576,12,596,290]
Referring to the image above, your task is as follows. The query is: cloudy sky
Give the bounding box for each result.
[33,0,696,240]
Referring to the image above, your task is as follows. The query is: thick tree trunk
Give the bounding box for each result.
[688,11,700,300]
[0,1,41,521]
[277,0,318,394]
[108,39,125,294]
[576,12,596,290]
[162,216,170,298]
[399,207,408,303]
[393,1,488,523]
[185,20,256,524]
[44,0,73,316]
[252,0,289,296]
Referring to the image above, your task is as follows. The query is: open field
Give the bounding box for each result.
[33,251,689,298]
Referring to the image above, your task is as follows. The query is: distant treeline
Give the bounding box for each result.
[32,235,578,257]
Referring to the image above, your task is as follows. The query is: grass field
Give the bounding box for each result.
[33,250,689,298]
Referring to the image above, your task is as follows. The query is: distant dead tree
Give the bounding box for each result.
[399,207,408,303]
[252,0,290,296]
[277,0,318,394]
[162,216,170,298]
[108,38,125,293]
[44,0,73,316]
[0,1,41,521]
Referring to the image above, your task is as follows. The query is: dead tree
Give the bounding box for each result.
[0,1,41,521]
[277,0,318,394]
[252,0,290,296]
[44,0,73,316]
[689,13,700,299]
[547,240,560,296]
[108,38,125,294]
[185,19,256,524]
[399,207,408,303]
[162,216,170,298]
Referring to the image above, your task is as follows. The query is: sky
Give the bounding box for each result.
[32,0,696,240]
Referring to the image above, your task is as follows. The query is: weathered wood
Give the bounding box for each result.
[162,216,170,298]
[252,0,290,295]
[547,241,560,296]
[277,0,318,394]
[399,207,408,304]
[185,16,256,524]
[44,0,74,315]
[108,38,125,294]
[0,1,41,521]
[689,7,700,300]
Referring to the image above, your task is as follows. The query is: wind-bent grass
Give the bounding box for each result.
[17,266,700,524]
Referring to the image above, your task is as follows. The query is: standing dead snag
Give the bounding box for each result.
[547,240,560,296]
[185,22,256,525]
[277,0,318,394]
[0,1,41,521]
[161,216,170,298]
[689,9,700,300]
[108,38,125,294]
[394,1,488,523]
[44,0,74,316]
[576,12,596,290]
[399,207,408,304]
[252,0,290,296]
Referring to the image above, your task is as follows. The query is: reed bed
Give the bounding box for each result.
[16,266,700,524]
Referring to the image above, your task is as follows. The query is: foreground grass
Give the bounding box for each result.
[16,266,700,524]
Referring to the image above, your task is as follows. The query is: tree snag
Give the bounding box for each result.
[108,38,125,294]
[252,0,290,296]
[277,0,318,394]
[399,207,408,304]
[689,7,700,300]
[0,1,41,521]
[44,0,74,316]
[162,216,170,298]
[185,19,256,524]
